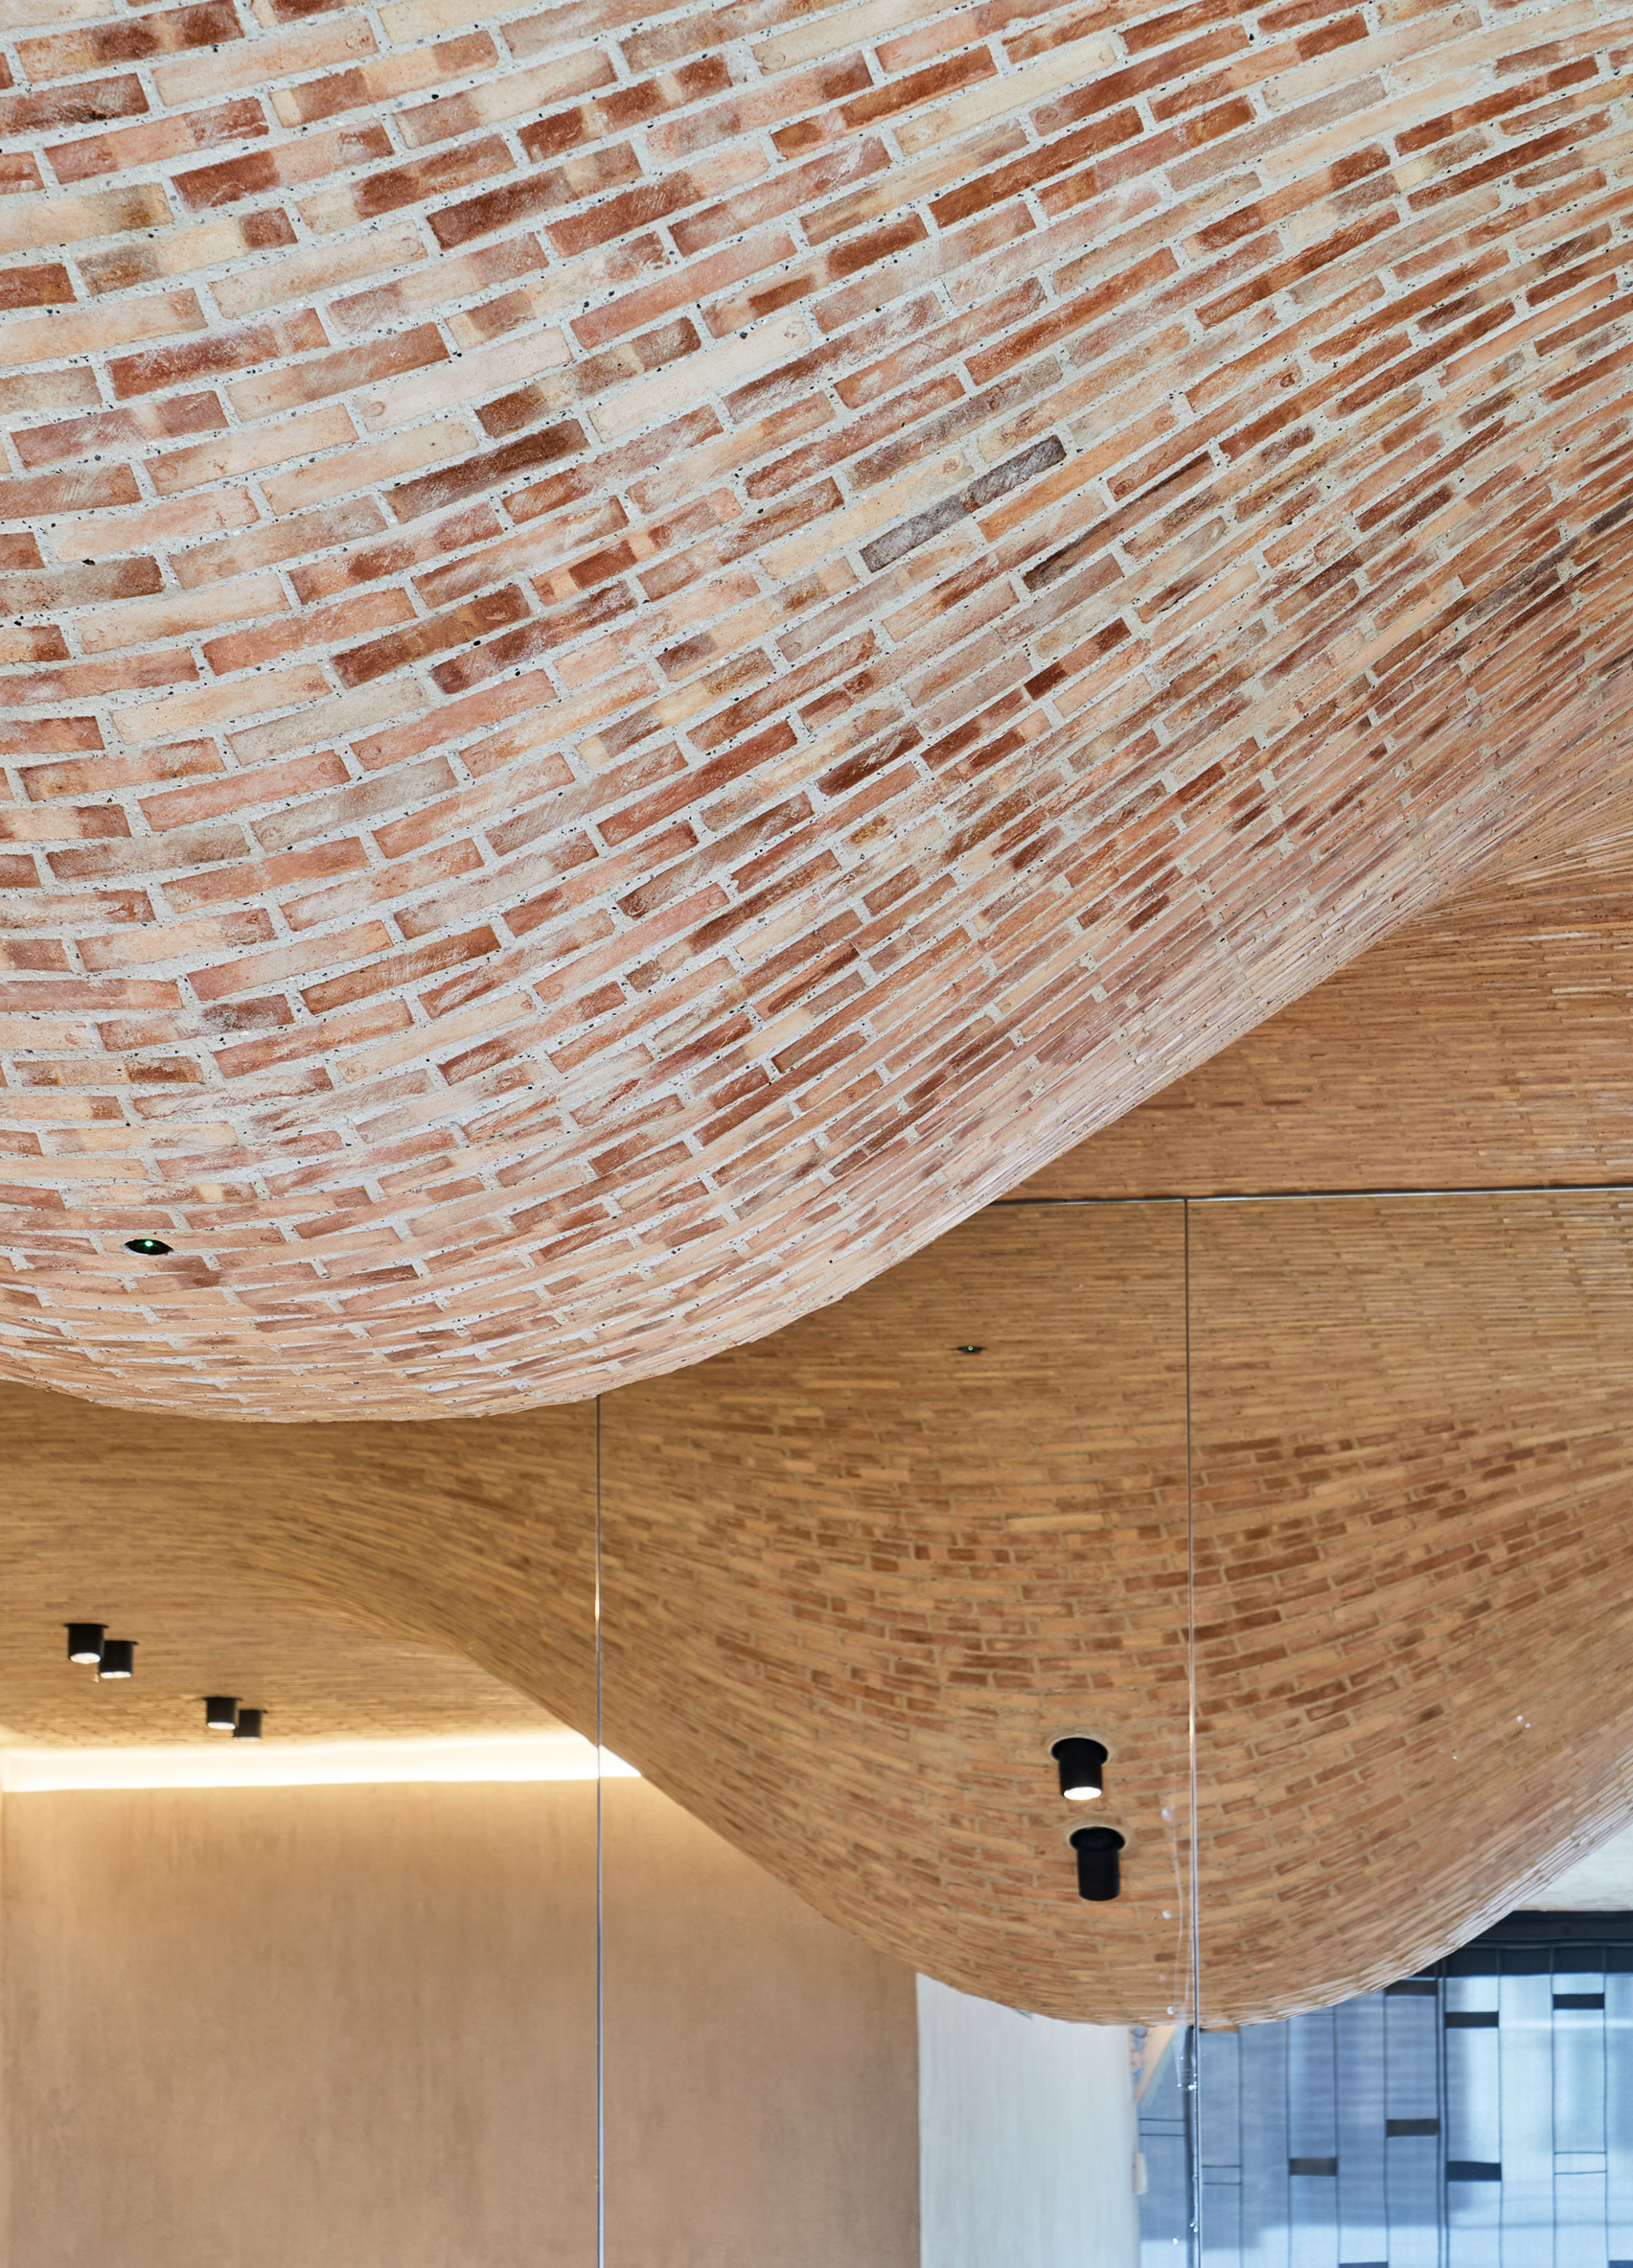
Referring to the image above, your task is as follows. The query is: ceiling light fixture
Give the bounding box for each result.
[125,1237,172,1256]
[65,1622,105,1666]
[98,1639,135,1680]
[955,1344,984,1354]
[232,1709,263,1741]
[1070,1824,1124,1902]
[204,1696,238,1733]
[1052,1735,1108,1801]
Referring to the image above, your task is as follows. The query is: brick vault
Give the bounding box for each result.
[0,0,1629,1417]
[1,0,1631,2020]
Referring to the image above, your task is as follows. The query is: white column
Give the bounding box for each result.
[917,1975,1140,2268]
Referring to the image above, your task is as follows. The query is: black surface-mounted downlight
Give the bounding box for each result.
[204,1696,238,1733]
[125,1237,172,1256]
[98,1639,135,1680]
[1052,1736,1107,1801]
[232,1708,264,1741]
[65,1622,105,1666]
[1070,1824,1124,1902]
[954,1344,984,1354]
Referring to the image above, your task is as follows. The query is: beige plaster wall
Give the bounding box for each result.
[0,1776,918,2268]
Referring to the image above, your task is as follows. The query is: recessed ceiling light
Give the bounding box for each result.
[1070,1825,1124,1903]
[65,1622,105,1666]
[98,1639,135,1680]
[125,1237,172,1256]
[233,1709,264,1742]
[1052,1736,1108,1801]
[204,1696,238,1733]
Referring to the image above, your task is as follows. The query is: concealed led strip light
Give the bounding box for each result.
[0,1731,637,1794]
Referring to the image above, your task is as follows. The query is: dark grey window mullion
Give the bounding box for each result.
[1286,2003,1293,2268]
[1388,1985,1394,2268]
[1439,1974,1450,2268]
[1324,1996,1343,2258]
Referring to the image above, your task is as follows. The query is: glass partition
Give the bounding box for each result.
[1175,1190,1633,2268]
[21,1186,1633,2261]
[598,1198,1197,2266]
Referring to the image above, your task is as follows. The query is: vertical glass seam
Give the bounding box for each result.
[595,1393,605,2268]
[1184,1196,1203,2265]
[1438,1972,1449,2268]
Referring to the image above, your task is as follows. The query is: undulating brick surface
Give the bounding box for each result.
[0,0,1631,1415]
[1016,829,1633,1196]
[1188,1192,1633,2023]
[0,1376,572,1743]
[0,1375,598,1744]
[10,1180,1633,2024]
[603,1195,1633,2022]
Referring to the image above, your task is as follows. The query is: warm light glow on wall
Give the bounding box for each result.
[0,1731,638,1794]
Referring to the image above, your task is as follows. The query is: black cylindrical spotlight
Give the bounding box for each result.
[98,1639,135,1680]
[232,1708,263,1741]
[204,1696,238,1733]
[125,1236,172,1256]
[65,1622,105,1666]
[1070,1824,1124,1902]
[1052,1736,1107,1801]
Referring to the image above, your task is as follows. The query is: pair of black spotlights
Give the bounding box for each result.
[1050,1736,1125,1902]
[204,1697,263,1741]
[66,1623,136,1680]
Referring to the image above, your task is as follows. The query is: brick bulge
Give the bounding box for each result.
[7,1157,1633,2023]
[1,0,1631,1417]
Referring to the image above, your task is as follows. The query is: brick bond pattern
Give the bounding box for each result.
[8,1165,1633,2024]
[0,1372,563,1746]
[0,0,1630,1416]
[1019,840,1633,1193]
[10,849,1633,2019]
[610,1190,1633,2024]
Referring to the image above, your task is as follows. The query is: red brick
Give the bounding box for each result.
[18,4,242,79]
[387,419,587,522]
[334,585,531,687]
[0,265,76,311]
[176,123,392,210]
[47,95,268,186]
[315,136,515,228]
[431,142,639,249]
[0,75,149,139]
[108,313,327,400]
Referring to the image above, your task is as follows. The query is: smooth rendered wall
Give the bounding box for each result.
[603,1782,920,2267]
[916,1976,1139,2268]
[1,1776,918,2268]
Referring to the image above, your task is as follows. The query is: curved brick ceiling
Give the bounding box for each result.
[1020,839,1633,1196]
[8,1174,1633,2025]
[607,1194,1633,2025]
[1,0,1632,1418]
[12,842,1633,2015]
